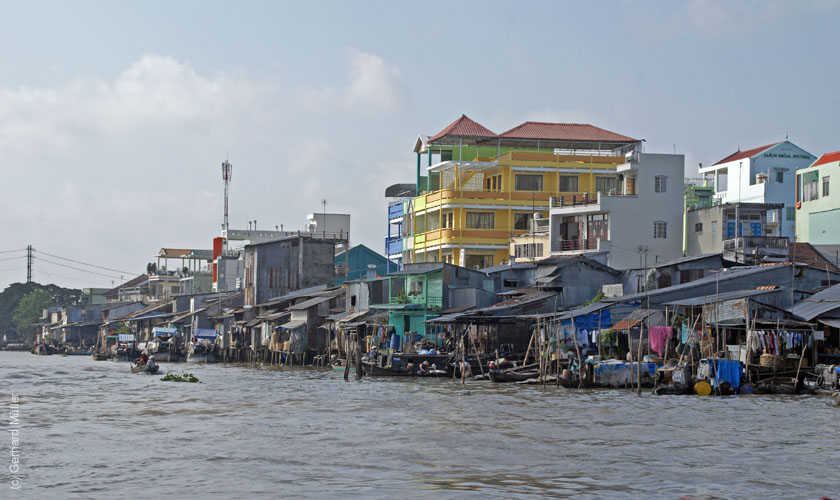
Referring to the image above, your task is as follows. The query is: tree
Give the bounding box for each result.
[12,289,55,343]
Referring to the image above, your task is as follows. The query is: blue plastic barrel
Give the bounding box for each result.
[390,334,401,350]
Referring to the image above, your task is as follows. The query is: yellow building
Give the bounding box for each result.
[408,116,639,268]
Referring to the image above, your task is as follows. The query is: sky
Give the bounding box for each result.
[0,0,838,291]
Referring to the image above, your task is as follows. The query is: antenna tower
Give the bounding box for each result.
[221,160,233,250]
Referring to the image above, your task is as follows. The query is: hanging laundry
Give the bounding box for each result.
[649,326,672,357]
[681,324,689,344]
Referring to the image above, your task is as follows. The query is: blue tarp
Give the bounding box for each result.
[713,359,742,391]
[153,327,179,337]
[194,329,217,339]
[560,309,612,330]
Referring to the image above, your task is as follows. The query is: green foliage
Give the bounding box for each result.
[0,282,81,342]
[582,290,606,307]
[599,328,616,346]
[12,289,55,342]
[161,372,200,383]
[670,313,686,329]
[395,291,408,304]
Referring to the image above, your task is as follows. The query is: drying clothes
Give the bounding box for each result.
[649,326,672,357]
[713,359,742,391]
[681,324,689,344]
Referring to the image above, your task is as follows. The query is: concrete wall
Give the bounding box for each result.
[558,262,621,308]
[600,153,685,268]
[796,160,840,244]
[686,207,724,255]
[245,237,336,305]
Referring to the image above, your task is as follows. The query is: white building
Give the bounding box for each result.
[699,141,816,238]
[548,152,685,269]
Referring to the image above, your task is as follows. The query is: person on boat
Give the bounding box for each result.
[138,352,149,366]
[147,356,157,369]
[418,360,431,374]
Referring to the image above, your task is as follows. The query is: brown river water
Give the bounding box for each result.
[1,351,839,499]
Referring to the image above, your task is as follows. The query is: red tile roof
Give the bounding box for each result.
[712,142,780,166]
[500,121,637,143]
[429,115,497,142]
[813,150,840,167]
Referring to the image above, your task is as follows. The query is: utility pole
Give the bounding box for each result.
[26,245,32,283]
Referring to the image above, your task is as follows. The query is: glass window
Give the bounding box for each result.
[515,174,543,191]
[711,221,717,236]
[558,175,579,192]
[695,223,703,233]
[776,170,784,183]
[466,212,494,229]
[654,221,667,239]
[514,213,531,230]
[595,176,618,194]
[803,170,820,201]
[824,176,830,197]
[442,211,454,229]
[655,175,667,193]
[786,207,795,221]
[427,213,441,231]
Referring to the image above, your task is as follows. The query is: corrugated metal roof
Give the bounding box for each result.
[613,309,658,330]
[499,122,637,143]
[712,142,780,166]
[279,320,307,330]
[289,296,333,310]
[790,283,840,320]
[651,253,722,268]
[664,288,781,307]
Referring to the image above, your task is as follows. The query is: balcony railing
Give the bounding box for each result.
[723,236,789,251]
[388,295,442,310]
[550,194,600,208]
[551,239,599,252]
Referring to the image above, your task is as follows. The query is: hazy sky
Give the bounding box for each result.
[1,0,838,290]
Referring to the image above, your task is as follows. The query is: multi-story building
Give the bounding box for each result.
[548,152,686,269]
[396,115,640,269]
[795,150,840,244]
[685,202,789,265]
[698,141,816,238]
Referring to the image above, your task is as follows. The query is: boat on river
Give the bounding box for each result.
[131,363,160,374]
[361,352,452,377]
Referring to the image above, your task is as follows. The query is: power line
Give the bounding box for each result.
[0,249,26,254]
[0,256,27,261]
[32,270,114,288]
[36,257,123,280]
[33,249,137,275]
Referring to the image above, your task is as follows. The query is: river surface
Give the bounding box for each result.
[1,351,838,499]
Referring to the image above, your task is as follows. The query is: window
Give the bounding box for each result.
[824,176,830,197]
[711,221,717,237]
[485,174,502,191]
[694,223,703,233]
[595,176,618,194]
[442,211,454,229]
[776,170,784,183]
[786,207,795,221]
[654,175,667,193]
[465,254,493,269]
[515,174,543,191]
[803,170,820,201]
[654,221,667,239]
[514,213,531,230]
[514,243,543,260]
[466,212,494,229]
[558,175,579,192]
[427,213,441,231]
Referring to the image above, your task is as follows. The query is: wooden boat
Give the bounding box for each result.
[755,376,810,395]
[131,363,160,374]
[488,369,539,383]
[557,376,599,389]
[91,352,109,361]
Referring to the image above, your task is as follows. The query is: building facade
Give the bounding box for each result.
[699,141,816,238]
[548,152,686,269]
[396,115,640,270]
[795,150,840,244]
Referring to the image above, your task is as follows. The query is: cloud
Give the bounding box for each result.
[0,51,412,289]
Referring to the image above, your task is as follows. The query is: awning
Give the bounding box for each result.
[118,333,136,342]
[153,327,179,337]
[129,312,173,322]
[819,319,840,329]
[194,329,218,339]
[279,320,307,331]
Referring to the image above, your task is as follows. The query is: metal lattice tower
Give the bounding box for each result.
[221,160,233,250]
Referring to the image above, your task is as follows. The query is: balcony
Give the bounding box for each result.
[388,202,404,220]
[386,237,403,255]
[723,236,789,251]
[388,294,442,310]
[550,194,600,208]
[551,238,600,252]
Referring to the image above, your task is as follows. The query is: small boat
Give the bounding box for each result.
[557,376,599,389]
[131,363,160,374]
[755,376,810,395]
[91,353,109,361]
[488,369,540,383]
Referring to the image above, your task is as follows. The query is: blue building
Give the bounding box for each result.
[335,244,393,285]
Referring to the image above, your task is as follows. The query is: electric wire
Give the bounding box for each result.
[33,249,136,275]
[0,256,27,261]
[0,249,26,254]
[36,257,124,280]
[33,269,114,288]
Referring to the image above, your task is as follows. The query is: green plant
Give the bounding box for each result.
[395,291,409,304]
[582,290,606,306]
[161,372,200,383]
